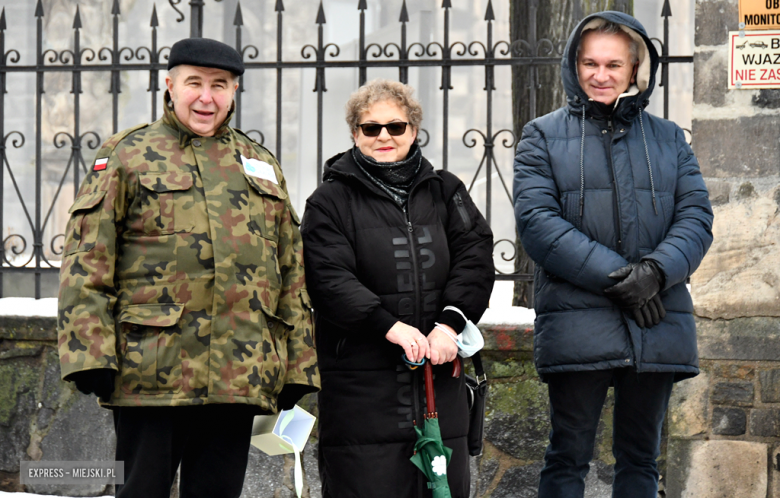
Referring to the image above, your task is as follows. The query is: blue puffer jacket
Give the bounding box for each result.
[513,11,713,381]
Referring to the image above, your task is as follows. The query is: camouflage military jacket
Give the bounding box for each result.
[58,95,319,410]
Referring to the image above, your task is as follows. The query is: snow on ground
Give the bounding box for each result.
[483,280,535,325]
[0,280,535,325]
[481,305,535,326]
[0,298,58,317]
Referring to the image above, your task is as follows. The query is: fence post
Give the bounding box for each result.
[34,0,43,299]
[662,0,671,120]
[0,8,5,299]
[190,0,204,38]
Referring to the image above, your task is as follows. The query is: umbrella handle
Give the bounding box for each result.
[424,361,436,416]
[451,357,462,378]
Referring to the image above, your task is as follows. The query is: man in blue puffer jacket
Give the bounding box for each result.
[513,11,713,498]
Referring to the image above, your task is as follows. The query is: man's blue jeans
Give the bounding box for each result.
[537,368,675,498]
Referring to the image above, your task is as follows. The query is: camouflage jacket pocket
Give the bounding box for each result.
[118,303,184,394]
[245,175,287,243]
[259,307,291,397]
[63,190,106,256]
[138,172,195,235]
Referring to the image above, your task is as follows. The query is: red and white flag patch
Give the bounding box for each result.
[93,158,108,171]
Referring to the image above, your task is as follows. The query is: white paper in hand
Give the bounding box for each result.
[241,154,278,184]
[250,405,316,498]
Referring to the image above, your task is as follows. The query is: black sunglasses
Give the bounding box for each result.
[357,122,408,137]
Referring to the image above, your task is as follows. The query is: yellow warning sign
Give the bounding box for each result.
[740,0,780,30]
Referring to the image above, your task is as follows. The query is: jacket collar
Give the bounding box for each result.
[323,147,440,200]
[162,90,236,148]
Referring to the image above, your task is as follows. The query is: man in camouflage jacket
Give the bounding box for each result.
[57,38,319,498]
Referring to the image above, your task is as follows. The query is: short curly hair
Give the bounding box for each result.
[345,79,423,141]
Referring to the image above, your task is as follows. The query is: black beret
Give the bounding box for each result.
[168,38,244,76]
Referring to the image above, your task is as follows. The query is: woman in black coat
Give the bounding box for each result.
[301,79,494,498]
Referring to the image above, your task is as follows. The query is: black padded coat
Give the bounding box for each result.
[301,149,494,498]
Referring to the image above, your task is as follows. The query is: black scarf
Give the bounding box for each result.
[351,142,422,208]
[588,99,615,121]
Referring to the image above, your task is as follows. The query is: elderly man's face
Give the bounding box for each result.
[165,65,238,137]
[577,30,637,106]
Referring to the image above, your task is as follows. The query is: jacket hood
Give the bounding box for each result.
[562,11,659,122]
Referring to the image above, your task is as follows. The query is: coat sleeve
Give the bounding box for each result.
[513,122,629,295]
[300,186,399,337]
[58,148,128,380]
[435,179,495,331]
[642,126,714,290]
[268,162,321,406]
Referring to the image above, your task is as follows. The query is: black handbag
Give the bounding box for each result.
[464,352,488,456]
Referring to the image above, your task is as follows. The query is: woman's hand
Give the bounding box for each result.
[386,321,430,363]
[427,324,459,365]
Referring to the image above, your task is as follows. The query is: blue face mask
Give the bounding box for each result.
[442,306,484,358]
[456,320,484,358]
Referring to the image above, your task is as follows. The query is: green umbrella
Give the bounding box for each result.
[409,360,453,498]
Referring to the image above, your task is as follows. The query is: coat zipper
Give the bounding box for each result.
[404,202,424,498]
[607,118,636,366]
[606,118,624,252]
[403,190,425,498]
[405,210,421,330]
[454,192,472,231]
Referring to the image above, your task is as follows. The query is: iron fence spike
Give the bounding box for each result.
[234,2,243,26]
[399,0,409,23]
[484,0,495,21]
[0,8,6,31]
[73,5,82,30]
[275,0,284,12]
[358,0,367,10]
[661,0,672,17]
[151,4,159,27]
[442,0,452,9]
[35,0,44,18]
[112,0,121,16]
[316,1,326,24]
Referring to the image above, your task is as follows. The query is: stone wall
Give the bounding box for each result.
[0,314,327,498]
[663,0,780,496]
[474,320,619,497]
[1,313,626,498]
[665,318,780,497]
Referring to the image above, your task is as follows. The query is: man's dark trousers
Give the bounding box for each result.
[113,404,257,498]
[538,368,675,498]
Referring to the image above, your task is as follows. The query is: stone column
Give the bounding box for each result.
[666,1,780,496]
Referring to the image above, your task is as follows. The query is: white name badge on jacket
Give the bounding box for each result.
[241,155,278,185]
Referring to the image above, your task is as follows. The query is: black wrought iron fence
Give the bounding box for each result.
[0,0,691,298]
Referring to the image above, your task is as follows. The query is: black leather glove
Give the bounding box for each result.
[276,384,317,411]
[629,294,666,328]
[66,369,116,403]
[604,260,665,309]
